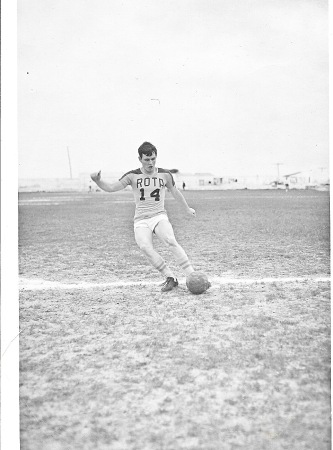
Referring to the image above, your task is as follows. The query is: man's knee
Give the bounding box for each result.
[164,235,178,248]
[137,240,154,255]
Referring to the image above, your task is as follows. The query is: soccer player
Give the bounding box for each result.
[91,141,196,292]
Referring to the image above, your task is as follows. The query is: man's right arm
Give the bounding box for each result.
[90,171,125,192]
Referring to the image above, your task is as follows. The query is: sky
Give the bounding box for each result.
[17,0,328,179]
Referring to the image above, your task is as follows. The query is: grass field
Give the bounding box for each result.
[19,189,330,449]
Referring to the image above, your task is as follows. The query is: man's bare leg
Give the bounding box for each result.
[154,220,195,276]
[135,226,174,277]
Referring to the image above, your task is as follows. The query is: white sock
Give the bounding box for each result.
[169,244,194,276]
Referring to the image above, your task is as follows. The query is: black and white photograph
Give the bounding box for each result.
[2,0,330,449]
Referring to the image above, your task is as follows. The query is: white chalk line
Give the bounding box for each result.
[19,276,330,291]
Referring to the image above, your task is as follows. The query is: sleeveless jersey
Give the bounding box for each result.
[119,167,175,222]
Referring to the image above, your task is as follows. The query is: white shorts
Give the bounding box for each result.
[134,214,169,233]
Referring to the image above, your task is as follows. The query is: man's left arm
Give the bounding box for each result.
[168,185,196,217]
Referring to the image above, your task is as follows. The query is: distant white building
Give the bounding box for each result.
[173,172,242,190]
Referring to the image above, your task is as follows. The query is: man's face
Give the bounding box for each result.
[139,152,157,174]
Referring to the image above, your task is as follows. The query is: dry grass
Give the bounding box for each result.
[19,190,330,449]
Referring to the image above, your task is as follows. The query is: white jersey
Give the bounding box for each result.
[119,167,175,222]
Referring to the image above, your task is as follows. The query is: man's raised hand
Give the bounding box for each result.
[91,170,101,183]
[187,207,196,217]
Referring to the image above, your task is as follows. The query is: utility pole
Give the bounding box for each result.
[67,146,73,179]
[318,167,325,182]
[274,163,283,183]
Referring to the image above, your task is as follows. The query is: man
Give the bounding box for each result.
[91,142,198,292]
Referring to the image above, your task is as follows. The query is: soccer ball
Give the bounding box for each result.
[186,271,211,295]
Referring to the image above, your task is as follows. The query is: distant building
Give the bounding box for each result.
[18,168,329,192]
[173,172,241,189]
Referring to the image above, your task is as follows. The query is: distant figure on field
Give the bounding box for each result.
[285,181,289,192]
[88,183,92,193]
[182,182,186,190]
[91,142,209,292]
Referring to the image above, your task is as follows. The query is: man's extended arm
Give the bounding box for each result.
[168,185,196,216]
[90,171,125,192]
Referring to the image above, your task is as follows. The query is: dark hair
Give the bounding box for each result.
[138,142,157,158]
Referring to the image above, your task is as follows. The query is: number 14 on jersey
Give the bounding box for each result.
[139,188,160,201]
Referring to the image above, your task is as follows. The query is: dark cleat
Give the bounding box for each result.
[161,277,179,292]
